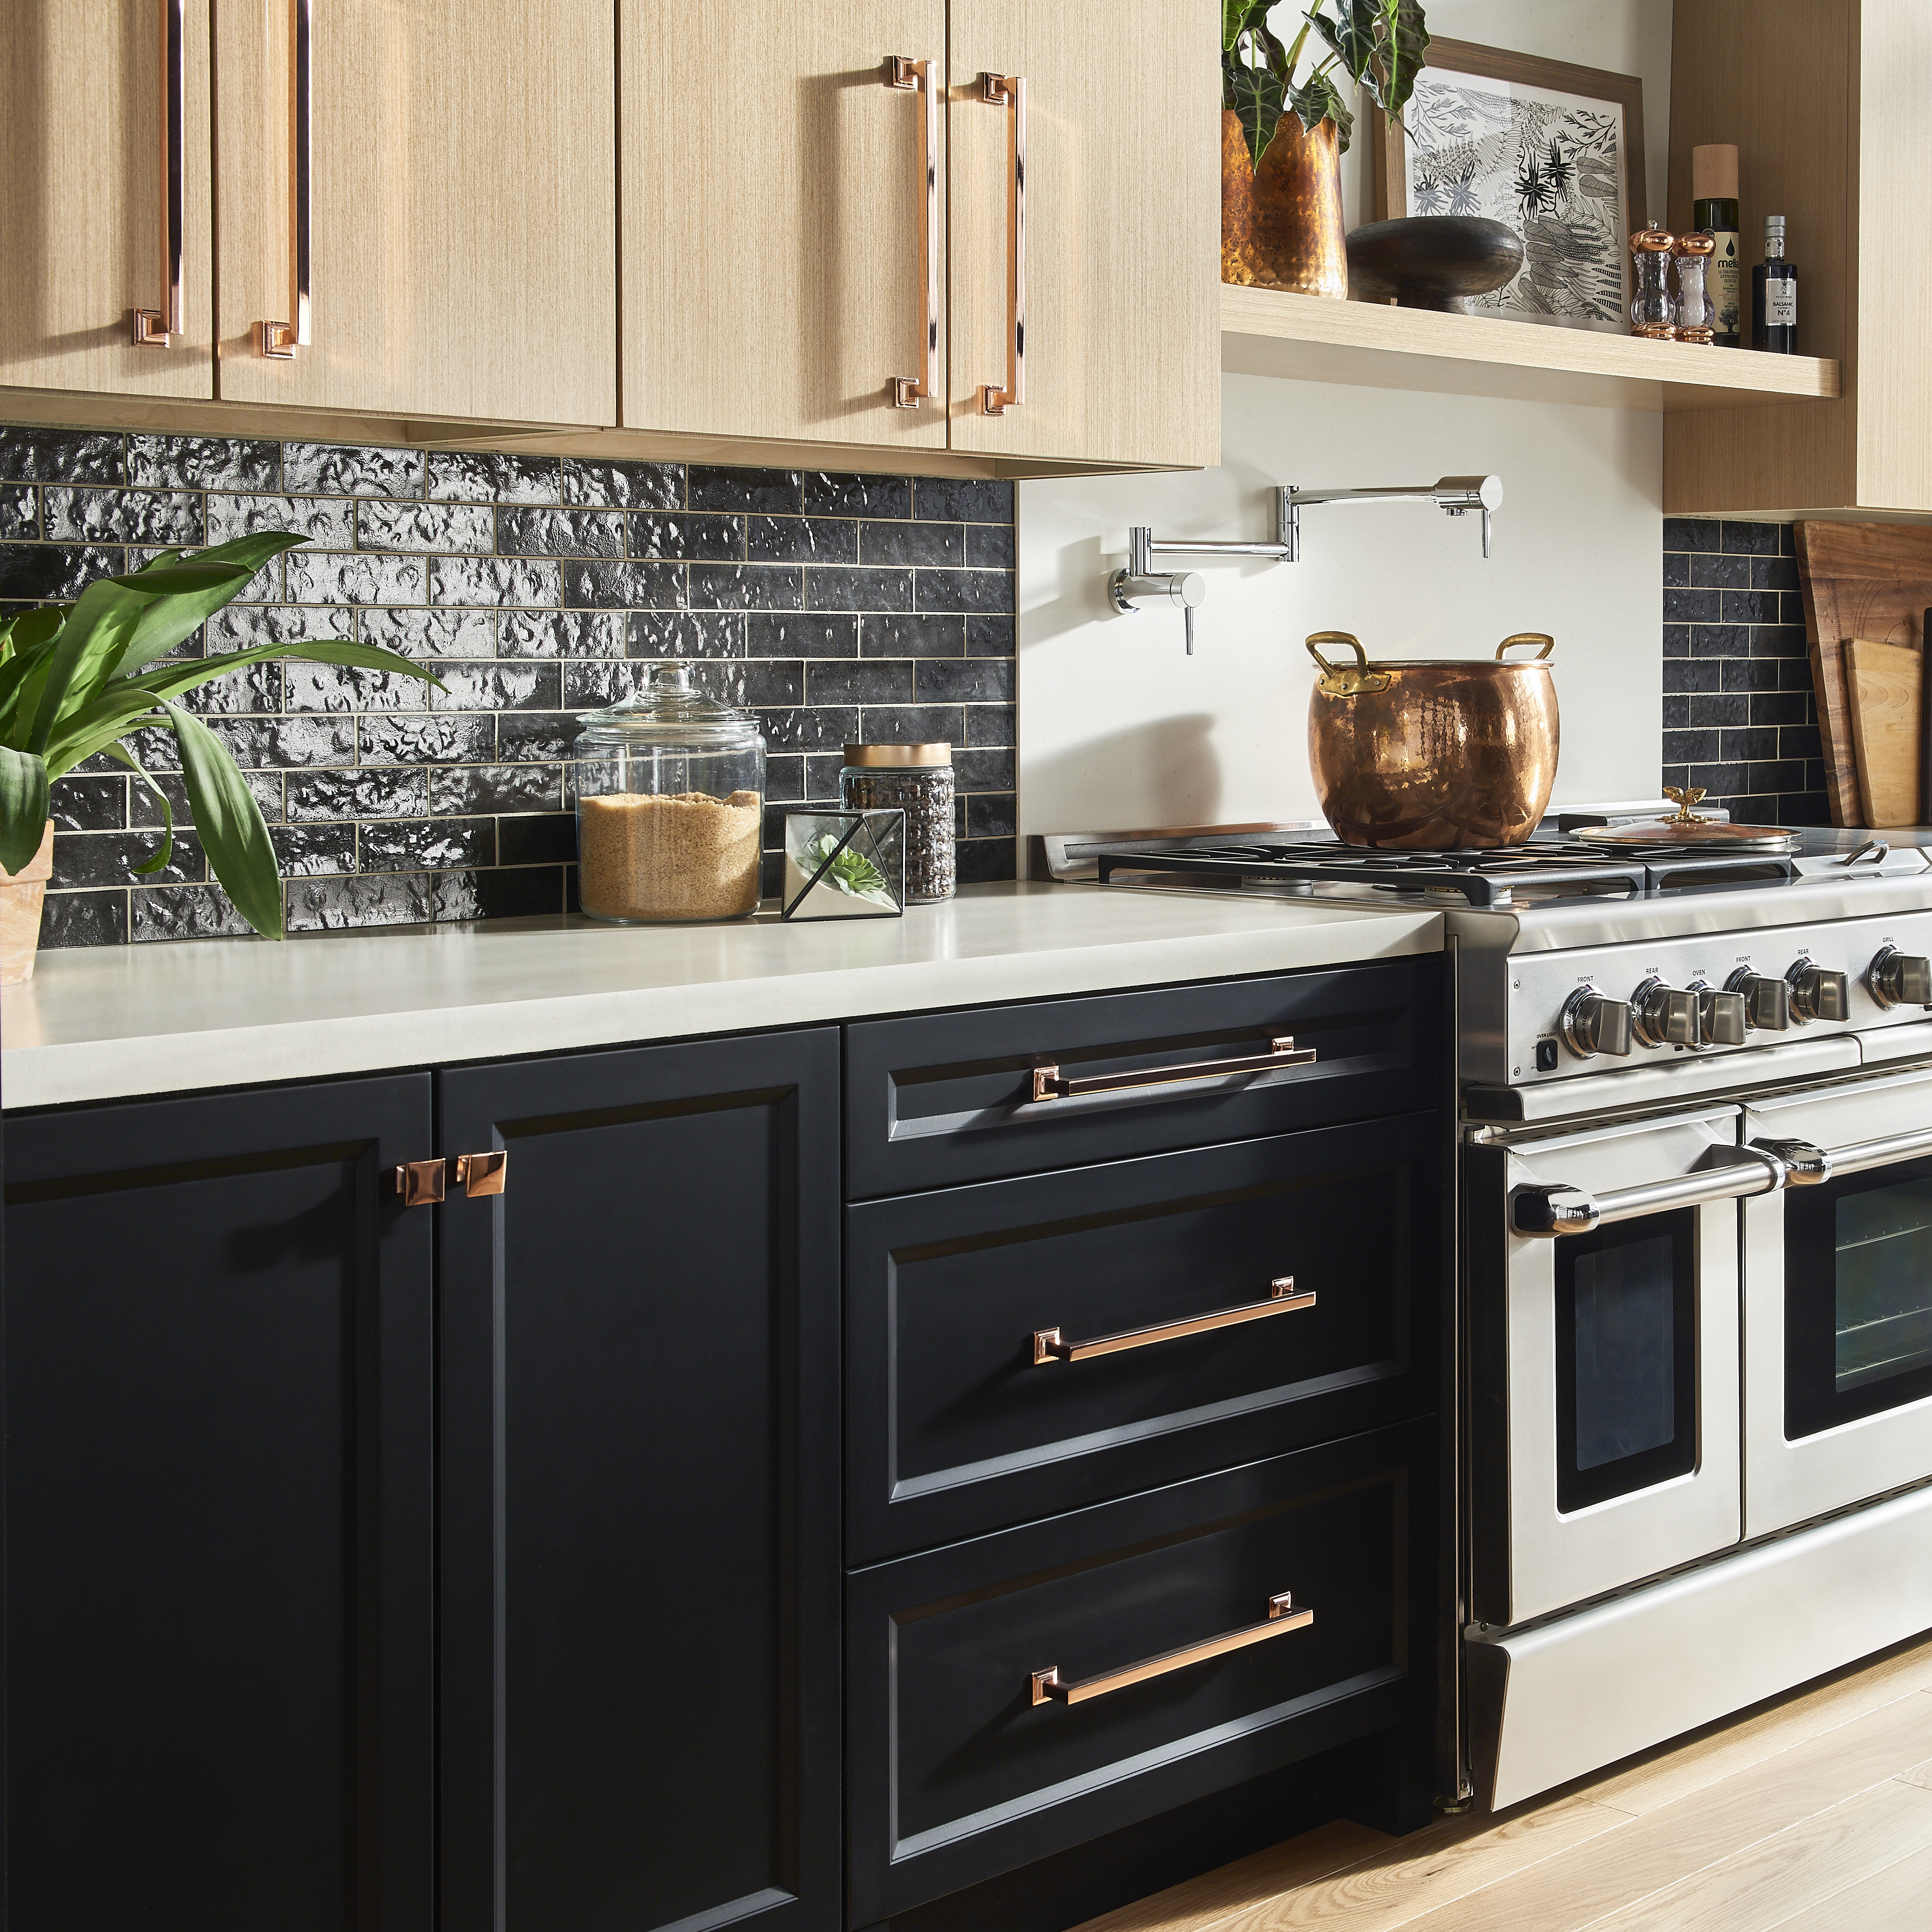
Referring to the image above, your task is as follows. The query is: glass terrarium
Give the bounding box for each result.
[780,809,906,921]
[572,662,766,923]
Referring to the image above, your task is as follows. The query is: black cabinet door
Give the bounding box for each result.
[440,1031,842,1932]
[3,1076,435,1932]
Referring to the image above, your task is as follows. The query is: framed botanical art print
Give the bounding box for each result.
[1373,40,1648,335]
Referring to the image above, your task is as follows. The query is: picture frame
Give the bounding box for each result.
[1372,39,1648,335]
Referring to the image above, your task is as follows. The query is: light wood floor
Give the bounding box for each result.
[1074,1632,1932,1932]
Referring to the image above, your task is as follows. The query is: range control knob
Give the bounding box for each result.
[1725,968,1791,1032]
[1786,958,1849,1024]
[1869,945,1932,1011]
[1695,984,1749,1047]
[1559,986,1633,1059]
[1631,977,1701,1049]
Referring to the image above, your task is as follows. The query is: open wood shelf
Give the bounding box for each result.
[1221,283,1841,412]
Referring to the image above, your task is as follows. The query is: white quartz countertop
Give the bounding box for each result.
[0,882,1442,1111]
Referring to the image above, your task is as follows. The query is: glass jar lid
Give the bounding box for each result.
[574,661,763,750]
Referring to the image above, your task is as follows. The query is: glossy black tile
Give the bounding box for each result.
[915,657,1013,702]
[433,662,561,712]
[359,606,494,659]
[804,659,909,705]
[0,484,36,540]
[427,450,562,504]
[49,775,128,831]
[40,888,128,948]
[0,427,126,485]
[750,516,857,564]
[434,865,567,919]
[802,566,909,613]
[498,505,626,557]
[560,457,683,510]
[0,543,124,599]
[688,466,801,515]
[857,520,962,567]
[44,486,203,547]
[913,478,1012,523]
[916,568,1014,613]
[502,609,628,659]
[966,703,1016,747]
[628,512,744,561]
[496,813,576,866]
[564,559,684,609]
[745,613,856,659]
[358,498,494,554]
[360,713,497,765]
[129,434,278,491]
[360,817,496,872]
[434,555,563,607]
[283,872,433,931]
[626,609,744,657]
[282,441,424,498]
[271,822,360,875]
[430,763,563,816]
[288,768,429,820]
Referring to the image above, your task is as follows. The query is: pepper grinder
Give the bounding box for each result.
[1629,225,1677,339]
[1672,231,1717,345]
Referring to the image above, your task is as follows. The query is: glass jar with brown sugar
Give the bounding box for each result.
[572,663,765,923]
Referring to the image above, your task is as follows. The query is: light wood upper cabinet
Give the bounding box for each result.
[216,0,616,427]
[0,0,215,399]
[1666,0,1932,514]
[945,1,1220,469]
[621,1,951,452]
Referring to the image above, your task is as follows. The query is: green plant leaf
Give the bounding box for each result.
[1309,0,1378,83]
[163,701,284,939]
[21,577,143,755]
[0,745,49,876]
[101,740,177,876]
[1287,66,1353,149]
[1221,0,1274,53]
[1224,41,1287,164]
[113,532,311,676]
[1380,0,1430,119]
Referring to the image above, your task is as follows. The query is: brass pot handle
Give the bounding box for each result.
[1031,1591,1314,1706]
[1496,633,1555,661]
[1305,631,1367,676]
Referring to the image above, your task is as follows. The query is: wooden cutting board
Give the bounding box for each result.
[1810,638,1863,827]
[1845,639,1923,827]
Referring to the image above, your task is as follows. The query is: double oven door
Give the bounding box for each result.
[1469,1108,1760,1628]
[1743,1067,1932,1537]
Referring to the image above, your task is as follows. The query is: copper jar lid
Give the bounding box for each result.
[843,742,951,767]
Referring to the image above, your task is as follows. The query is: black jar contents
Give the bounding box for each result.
[840,744,955,901]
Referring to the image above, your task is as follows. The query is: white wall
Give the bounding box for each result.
[1015,0,1674,841]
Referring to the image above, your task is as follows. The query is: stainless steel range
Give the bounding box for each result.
[1071,822,1932,1813]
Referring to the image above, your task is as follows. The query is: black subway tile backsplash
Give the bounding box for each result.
[1661,519,1823,826]
[5,427,1016,944]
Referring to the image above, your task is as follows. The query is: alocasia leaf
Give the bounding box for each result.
[1225,50,1287,165]
[0,744,50,876]
[1380,0,1431,119]
[164,700,285,939]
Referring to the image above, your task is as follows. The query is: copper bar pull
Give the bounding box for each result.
[392,1159,446,1207]
[454,1151,507,1198]
[1034,1277,1314,1366]
[258,0,313,357]
[1030,1036,1313,1103]
[887,56,940,408]
[1031,1592,1313,1706]
[133,0,186,346]
[980,72,1025,415]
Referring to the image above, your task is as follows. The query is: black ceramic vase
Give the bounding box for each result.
[1345,217,1525,314]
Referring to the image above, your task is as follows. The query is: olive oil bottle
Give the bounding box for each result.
[1690,144,1742,346]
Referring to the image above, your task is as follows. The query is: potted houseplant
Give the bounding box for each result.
[1222,0,1429,296]
[0,534,442,979]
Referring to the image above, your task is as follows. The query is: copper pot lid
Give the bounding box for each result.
[1574,788,1802,852]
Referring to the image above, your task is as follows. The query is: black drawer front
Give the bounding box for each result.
[846,1422,1433,1923]
[845,1115,1439,1564]
[843,956,1441,1197]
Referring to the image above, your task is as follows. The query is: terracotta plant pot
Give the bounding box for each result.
[1221,108,1347,298]
[0,820,55,985]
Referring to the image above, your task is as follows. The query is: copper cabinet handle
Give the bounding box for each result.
[1030,1035,1314,1103]
[258,0,313,357]
[1034,1276,1315,1365]
[393,1159,446,1207]
[454,1151,507,1198]
[979,71,1025,415]
[133,0,187,345]
[392,1152,507,1204]
[1031,1591,1313,1706]
[887,56,940,408]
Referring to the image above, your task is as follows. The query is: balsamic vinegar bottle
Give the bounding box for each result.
[1752,215,1798,352]
[1690,144,1742,345]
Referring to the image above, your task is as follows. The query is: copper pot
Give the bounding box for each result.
[1221,110,1346,298]
[1306,632,1559,849]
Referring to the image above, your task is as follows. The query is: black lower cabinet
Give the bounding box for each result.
[438,1029,842,1932]
[2,1076,435,1932]
[847,1420,1435,1924]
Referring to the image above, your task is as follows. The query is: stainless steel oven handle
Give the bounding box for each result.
[1814,1122,1932,1179]
[1749,1136,1832,1184]
[1512,1144,1787,1238]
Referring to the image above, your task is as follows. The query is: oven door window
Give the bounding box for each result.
[1555,1209,1699,1512]
[1786,1155,1932,1440]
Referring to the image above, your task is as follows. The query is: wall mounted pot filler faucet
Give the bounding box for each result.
[1109,475,1503,652]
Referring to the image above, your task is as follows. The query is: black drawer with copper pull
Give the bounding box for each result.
[845,1419,1433,1923]
[842,955,1442,1197]
[845,1112,1438,1562]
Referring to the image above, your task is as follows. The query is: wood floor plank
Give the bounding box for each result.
[1897,1751,1932,1793]
[1067,1823,1394,1932]
[1759,1836,1932,1930]
[1582,1632,1932,1818]
[1198,1798,1632,1932]
[1583,1780,1932,1932]
[1381,1693,1932,1932]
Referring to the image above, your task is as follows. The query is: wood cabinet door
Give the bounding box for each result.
[0,0,215,399]
[215,0,615,425]
[2,1075,435,1932]
[621,0,951,451]
[439,1031,842,1932]
[945,0,1220,468]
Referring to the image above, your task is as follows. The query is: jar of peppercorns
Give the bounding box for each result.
[839,743,954,902]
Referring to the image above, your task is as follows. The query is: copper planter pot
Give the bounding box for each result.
[1221,110,1346,298]
[1306,633,1560,849]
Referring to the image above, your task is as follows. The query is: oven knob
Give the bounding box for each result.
[1785,959,1849,1024]
[1558,986,1632,1059]
[1725,968,1791,1031]
[1630,976,1701,1049]
[1697,985,1749,1046]
[1868,945,1932,1011]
